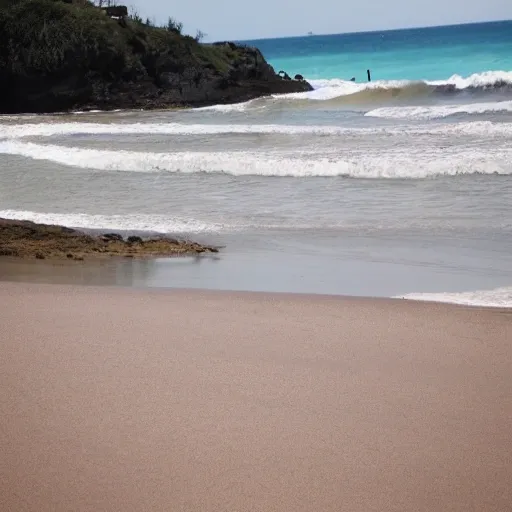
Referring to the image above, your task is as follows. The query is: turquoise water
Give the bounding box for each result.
[243,21,512,81]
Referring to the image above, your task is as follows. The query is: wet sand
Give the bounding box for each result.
[1,282,511,511]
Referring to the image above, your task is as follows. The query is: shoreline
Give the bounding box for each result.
[0,249,510,309]
[2,281,511,511]
[0,264,510,310]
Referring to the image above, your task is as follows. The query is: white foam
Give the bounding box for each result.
[365,100,512,120]
[71,109,122,114]
[0,209,338,233]
[430,70,512,89]
[276,78,411,101]
[278,79,364,100]
[396,287,512,308]
[277,70,512,102]
[2,120,512,140]
[0,210,225,233]
[1,139,511,178]
[0,115,39,121]
[0,122,350,139]
[191,100,257,112]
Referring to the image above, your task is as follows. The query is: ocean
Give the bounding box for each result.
[1,20,511,306]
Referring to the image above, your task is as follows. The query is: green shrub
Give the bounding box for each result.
[165,16,182,34]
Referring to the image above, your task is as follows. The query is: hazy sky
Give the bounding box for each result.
[128,0,511,41]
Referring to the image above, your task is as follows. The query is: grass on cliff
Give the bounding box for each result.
[0,0,240,81]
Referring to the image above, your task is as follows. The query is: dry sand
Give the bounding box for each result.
[1,281,511,512]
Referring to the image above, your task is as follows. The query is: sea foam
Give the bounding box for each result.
[2,120,512,140]
[0,209,225,233]
[1,139,511,178]
[365,100,512,120]
[280,70,512,103]
[397,286,512,308]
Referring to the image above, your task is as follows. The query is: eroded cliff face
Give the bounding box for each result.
[79,43,312,111]
[0,1,312,113]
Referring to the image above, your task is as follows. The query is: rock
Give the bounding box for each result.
[0,217,220,260]
[0,0,313,114]
[294,74,304,81]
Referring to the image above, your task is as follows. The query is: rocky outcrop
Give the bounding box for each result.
[0,218,219,260]
[0,0,312,113]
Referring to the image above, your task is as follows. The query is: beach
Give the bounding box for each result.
[1,281,511,511]
[2,19,512,509]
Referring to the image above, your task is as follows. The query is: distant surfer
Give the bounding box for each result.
[367,69,371,82]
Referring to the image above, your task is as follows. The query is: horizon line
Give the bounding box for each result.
[231,18,511,44]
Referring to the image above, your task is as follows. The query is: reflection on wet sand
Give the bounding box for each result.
[0,254,221,288]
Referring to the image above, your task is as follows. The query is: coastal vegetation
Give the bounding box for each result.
[0,0,311,112]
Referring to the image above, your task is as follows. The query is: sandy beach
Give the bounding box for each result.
[1,281,511,511]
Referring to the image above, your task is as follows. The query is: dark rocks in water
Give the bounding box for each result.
[294,74,304,81]
[350,77,356,82]
[0,0,313,113]
[0,218,220,260]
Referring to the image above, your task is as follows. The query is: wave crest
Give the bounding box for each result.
[0,210,224,234]
[365,100,512,120]
[2,120,512,140]
[281,70,512,104]
[1,140,511,178]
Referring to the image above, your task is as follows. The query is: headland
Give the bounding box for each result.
[0,0,312,113]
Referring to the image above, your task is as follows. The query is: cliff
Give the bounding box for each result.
[0,0,312,113]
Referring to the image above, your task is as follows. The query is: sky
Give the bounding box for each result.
[127,0,511,41]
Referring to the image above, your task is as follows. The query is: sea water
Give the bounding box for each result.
[1,21,511,306]
[245,21,512,82]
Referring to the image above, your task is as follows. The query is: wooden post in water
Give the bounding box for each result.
[367,69,371,82]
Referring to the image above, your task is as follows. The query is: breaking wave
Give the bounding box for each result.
[1,139,511,178]
[365,100,512,120]
[2,120,512,140]
[280,70,512,103]
[0,209,225,233]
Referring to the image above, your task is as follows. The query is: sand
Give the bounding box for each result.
[1,281,511,512]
